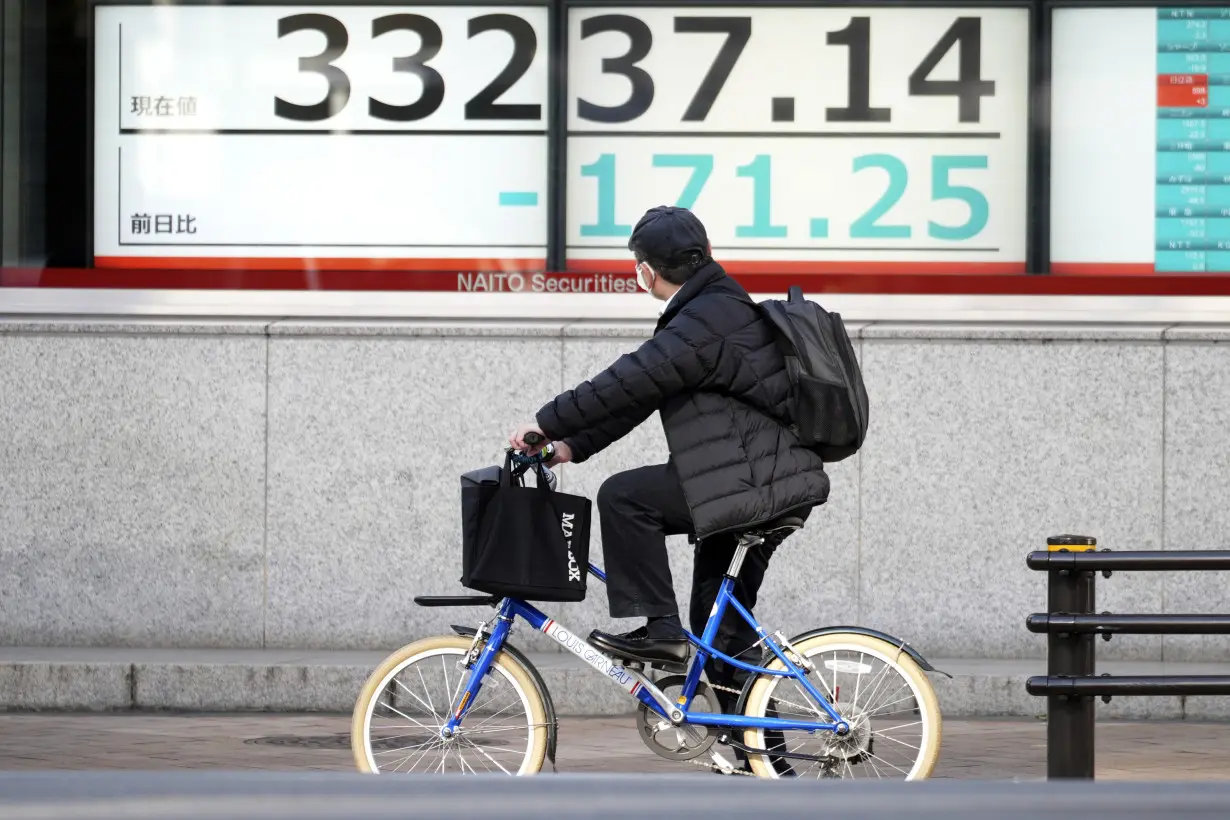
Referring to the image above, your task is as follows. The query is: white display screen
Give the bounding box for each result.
[566,5,1030,275]
[91,2,1030,283]
[93,4,549,271]
[1051,6,1230,274]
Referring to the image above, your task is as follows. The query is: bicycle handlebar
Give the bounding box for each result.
[503,430,558,489]
[507,431,554,469]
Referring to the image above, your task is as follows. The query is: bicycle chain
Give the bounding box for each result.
[671,681,760,777]
[669,680,841,778]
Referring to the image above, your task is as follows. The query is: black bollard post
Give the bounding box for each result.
[1046,534,1098,779]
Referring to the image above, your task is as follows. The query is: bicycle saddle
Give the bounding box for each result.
[741,514,806,542]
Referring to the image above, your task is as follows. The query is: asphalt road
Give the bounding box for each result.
[1,712,1229,780]
[2,714,1229,820]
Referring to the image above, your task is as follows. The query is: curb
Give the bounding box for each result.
[3,653,1229,720]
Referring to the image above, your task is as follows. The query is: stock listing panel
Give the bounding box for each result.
[1051,5,1230,274]
[565,5,1031,275]
[92,3,550,273]
[90,2,1031,290]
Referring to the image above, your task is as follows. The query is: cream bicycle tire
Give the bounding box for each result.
[741,631,942,780]
[351,635,549,775]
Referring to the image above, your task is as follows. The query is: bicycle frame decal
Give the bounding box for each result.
[541,618,642,696]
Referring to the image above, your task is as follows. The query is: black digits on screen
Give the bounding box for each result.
[369,14,445,122]
[466,14,541,120]
[826,18,890,123]
[274,14,350,121]
[273,12,541,122]
[674,17,751,122]
[576,15,655,123]
[574,13,996,124]
[907,18,995,123]
[274,12,996,125]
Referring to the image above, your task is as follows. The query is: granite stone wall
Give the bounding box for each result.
[3,318,1229,662]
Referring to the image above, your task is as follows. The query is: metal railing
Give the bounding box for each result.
[1025,535,1230,779]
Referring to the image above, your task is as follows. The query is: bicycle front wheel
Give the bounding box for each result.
[351,635,549,775]
[741,632,942,781]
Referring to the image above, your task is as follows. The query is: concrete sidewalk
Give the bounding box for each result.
[1,712,1230,780]
[4,647,1230,719]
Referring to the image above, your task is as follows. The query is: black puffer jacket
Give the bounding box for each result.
[535,261,829,539]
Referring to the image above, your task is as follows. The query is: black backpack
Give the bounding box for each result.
[756,286,869,463]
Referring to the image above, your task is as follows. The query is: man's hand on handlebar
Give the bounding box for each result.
[509,424,549,453]
[544,441,573,468]
[508,424,574,468]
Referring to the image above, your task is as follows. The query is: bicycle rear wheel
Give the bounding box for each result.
[351,635,549,775]
[741,632,942,780]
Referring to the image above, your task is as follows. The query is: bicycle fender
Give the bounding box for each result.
[450,624,559,773]
[783,626,951,678]
[732,626,951,717]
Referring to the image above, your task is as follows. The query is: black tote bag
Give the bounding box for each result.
[459,453,592,602]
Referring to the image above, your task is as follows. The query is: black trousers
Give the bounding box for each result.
[596,462,795,711]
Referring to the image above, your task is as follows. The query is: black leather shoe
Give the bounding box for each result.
[588,627,691,672]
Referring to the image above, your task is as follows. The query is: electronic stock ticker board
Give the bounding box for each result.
[93,3,1030,289]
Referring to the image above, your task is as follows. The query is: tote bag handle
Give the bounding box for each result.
[498,450,554,493]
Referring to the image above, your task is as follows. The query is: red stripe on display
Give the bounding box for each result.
[1049,263,1157,275]
[9,267,1230,296]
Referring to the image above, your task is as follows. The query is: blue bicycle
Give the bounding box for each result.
[352,445,945,779]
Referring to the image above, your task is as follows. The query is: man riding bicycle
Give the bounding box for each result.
[510,205,830,716]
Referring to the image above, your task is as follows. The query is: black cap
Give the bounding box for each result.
[627,206,710,268]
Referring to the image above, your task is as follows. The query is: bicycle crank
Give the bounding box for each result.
[636,676,722,762]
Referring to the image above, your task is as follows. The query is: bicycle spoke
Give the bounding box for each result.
[465,688,525,727]
[368,730,431,746]
[471,748,494,773]
[415,665,439,721]
[375,697,439,734]
[389,679,444,725]
[457,745,524,756]
[855,678,902,717]
[853,652,866,707]
[394,738,442,773]
[868,755,884,779]
[870,729,923,752]
[460,737,512,774]
[460,723,548,735]
[796,757,822,778]
[861,748,911,776]
[808,666,839,702]
[851,661,894,709]
[860,689,915,719]
[372,738,437,757]
[469,689,523,719]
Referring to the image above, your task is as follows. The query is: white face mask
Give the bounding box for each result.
[635,262,656,293]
